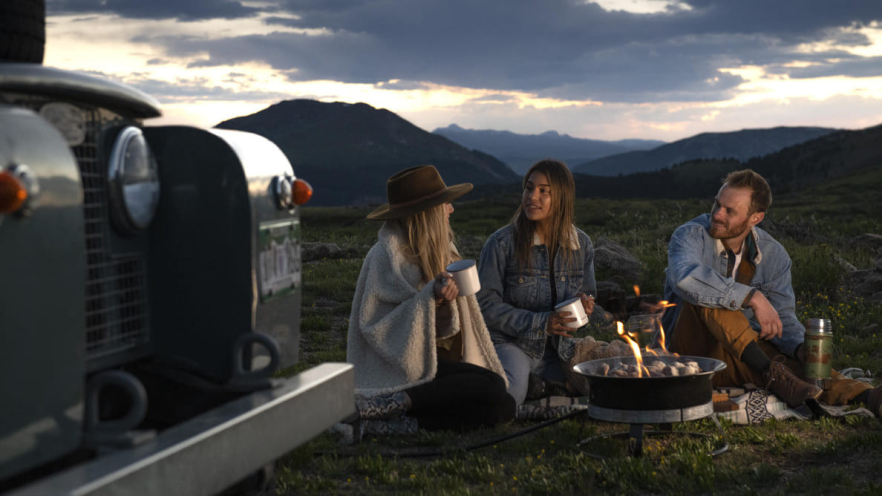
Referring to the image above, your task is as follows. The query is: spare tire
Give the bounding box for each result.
[0,0,46,63]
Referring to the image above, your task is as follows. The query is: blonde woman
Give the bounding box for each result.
[347,165,515,434]
[478,159,597,405]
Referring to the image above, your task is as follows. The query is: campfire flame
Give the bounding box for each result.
[656,300,676,355]
[617,321,647,377]
[657,321,668,354]
[613,294,683,378]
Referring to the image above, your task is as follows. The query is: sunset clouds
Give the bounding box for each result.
[45,1,882,140]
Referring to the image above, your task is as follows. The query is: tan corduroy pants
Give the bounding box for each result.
[670,258,870,406]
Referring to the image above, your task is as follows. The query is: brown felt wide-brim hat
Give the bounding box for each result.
[367,165,473,220]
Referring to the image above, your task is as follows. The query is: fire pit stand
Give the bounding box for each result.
[576,404,729,459]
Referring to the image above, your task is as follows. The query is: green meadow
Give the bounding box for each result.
[276,176,882,495]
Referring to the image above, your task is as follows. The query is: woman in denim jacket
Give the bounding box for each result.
[477,160,597,405]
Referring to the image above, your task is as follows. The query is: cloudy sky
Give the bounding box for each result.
[45,0,882,141]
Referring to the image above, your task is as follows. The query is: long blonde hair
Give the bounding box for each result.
[512,159,578,270]
[389,203,460,284]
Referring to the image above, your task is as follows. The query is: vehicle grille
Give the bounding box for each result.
[75,108,151,369]
[7,95,152,371]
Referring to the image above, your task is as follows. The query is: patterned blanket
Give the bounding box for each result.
[715,387,874,424]
[517,388,875,423]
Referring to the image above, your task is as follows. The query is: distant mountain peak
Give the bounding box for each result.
[433,125,665,174]
[439,123,465,131]
[215,99,518,206]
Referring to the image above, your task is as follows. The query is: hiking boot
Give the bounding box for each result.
[525,374,569,401]
[867,386,882,418]
[525,373,545,400]
[355,391,410,420]
[763,356,822,408]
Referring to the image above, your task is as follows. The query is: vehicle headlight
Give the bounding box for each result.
[108,126,160,235]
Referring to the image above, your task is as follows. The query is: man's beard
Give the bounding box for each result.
[709,217,750,240]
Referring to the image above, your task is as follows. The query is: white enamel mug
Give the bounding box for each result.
[445,259,481,297]
[554,296,589,328]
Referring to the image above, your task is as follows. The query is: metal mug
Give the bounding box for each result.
[446,259,481,297]
[554,296,589,329]
[803,318,834,390]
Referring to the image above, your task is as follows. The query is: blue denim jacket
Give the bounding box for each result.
[477,224,597,361]
[662,213,804,358]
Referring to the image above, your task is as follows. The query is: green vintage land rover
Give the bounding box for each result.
[0,1,353,493]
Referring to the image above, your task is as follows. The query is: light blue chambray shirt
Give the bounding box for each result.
[477,224,597,362]
[661,213,804,358]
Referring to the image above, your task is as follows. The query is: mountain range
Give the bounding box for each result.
[215,100,519,206]
[215,99,877,207]
[470,123,882,201]
[573,127,837,176]
[433,124,664,174]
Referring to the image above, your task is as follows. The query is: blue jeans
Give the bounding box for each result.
[495,340,566,406]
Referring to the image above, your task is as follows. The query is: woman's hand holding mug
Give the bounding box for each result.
[547,293,594,338]
[433,272,459,304]
[581,293,595,317]
[546,311,577,338]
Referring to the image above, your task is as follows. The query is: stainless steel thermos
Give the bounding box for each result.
[804,318,834,389]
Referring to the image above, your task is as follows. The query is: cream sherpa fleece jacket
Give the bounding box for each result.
[346,223,508,396]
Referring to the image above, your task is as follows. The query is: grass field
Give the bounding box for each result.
[275,183,882,495]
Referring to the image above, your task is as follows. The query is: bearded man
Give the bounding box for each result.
[661,169,881,414]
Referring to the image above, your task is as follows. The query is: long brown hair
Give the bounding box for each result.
[511,159,577,269]
[389,203,460,284]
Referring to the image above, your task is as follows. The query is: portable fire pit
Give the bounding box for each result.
[573,355,729,459]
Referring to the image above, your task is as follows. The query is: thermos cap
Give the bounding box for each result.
[806,318,833,333]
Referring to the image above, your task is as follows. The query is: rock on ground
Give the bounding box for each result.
[302,242,341,262]
[593,236,644,283]
[851,233,882,255]
[847,268,882,301]
[302,242,361,262]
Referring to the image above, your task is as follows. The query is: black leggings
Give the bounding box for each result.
[405,360,516,432]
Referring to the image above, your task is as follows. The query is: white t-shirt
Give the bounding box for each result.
[732,239,746,276]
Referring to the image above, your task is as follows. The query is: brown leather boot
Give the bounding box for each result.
[867,386,882,418]
[763,356,822,408]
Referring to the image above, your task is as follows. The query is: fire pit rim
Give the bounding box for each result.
[573,355,728,412]
[572,354,727,380]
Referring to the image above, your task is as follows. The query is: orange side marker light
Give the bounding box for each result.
[0,171,27,214]
[292,178,313,206]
